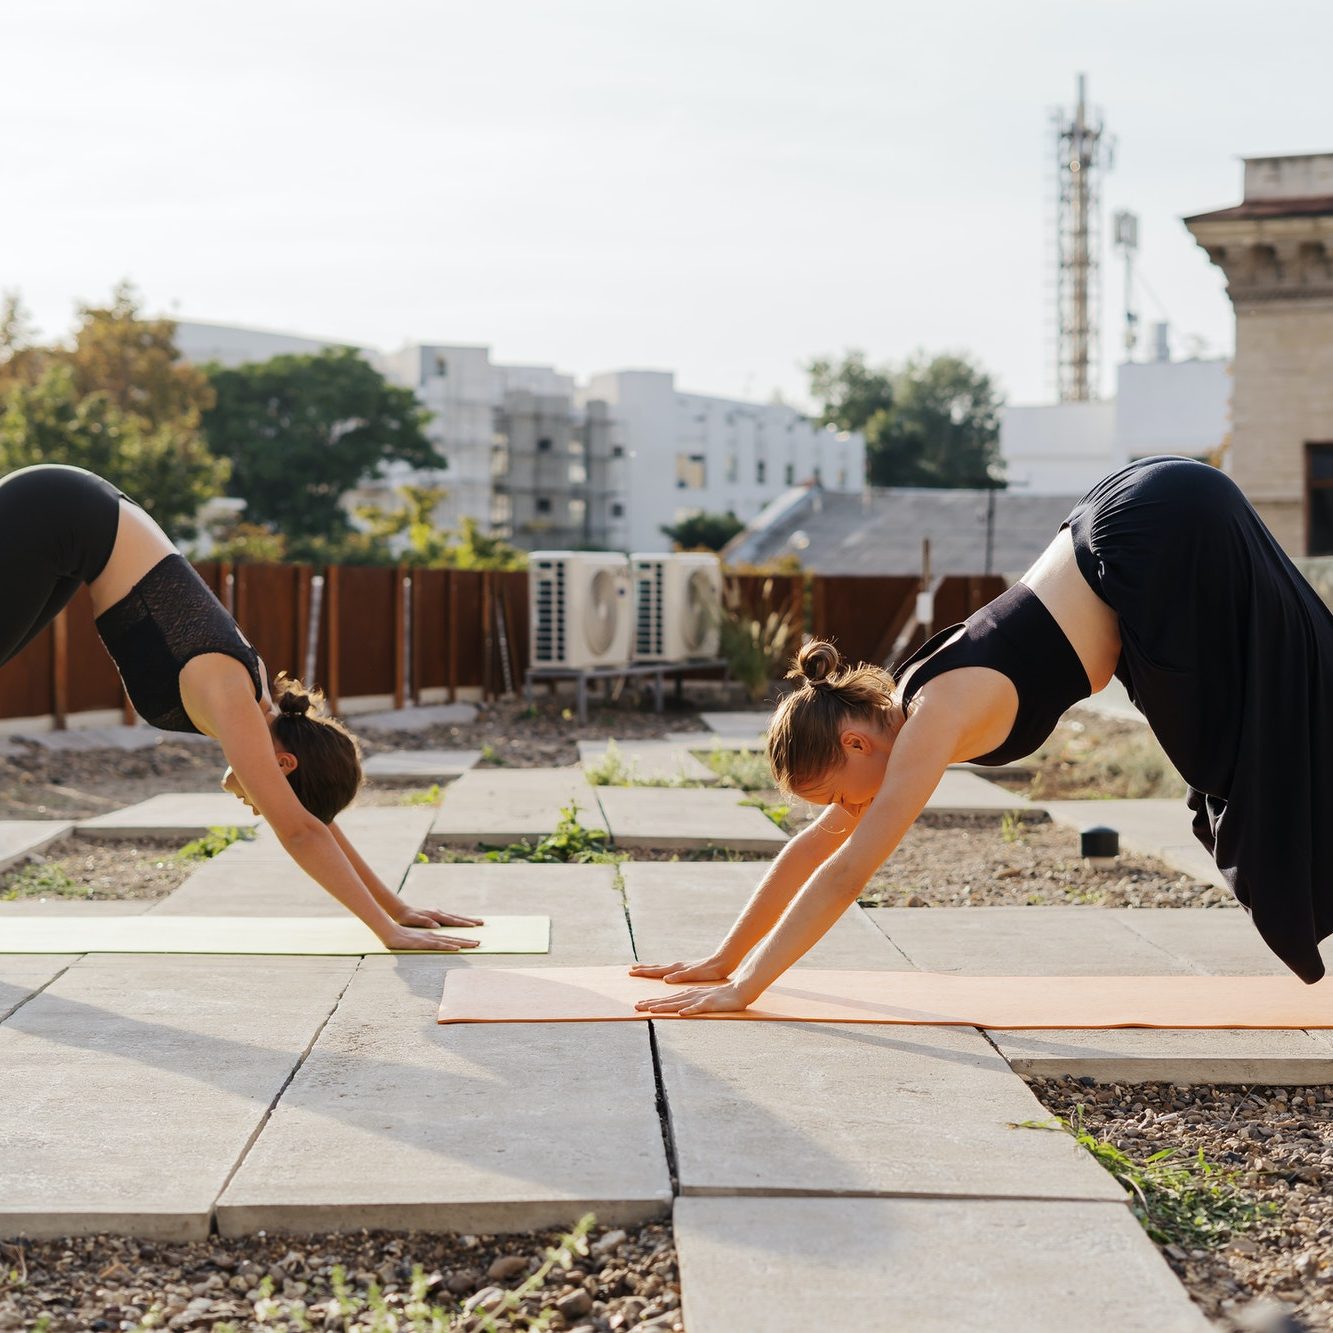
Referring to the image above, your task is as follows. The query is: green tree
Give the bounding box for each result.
[0,292,47,388]
[661,510,744,551]
[202,348,437,539]
[355,484,453,565]
[0,363,229,536]
[808,349,1004,488]
[445,516,526,570]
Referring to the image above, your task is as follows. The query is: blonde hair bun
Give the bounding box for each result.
[274,672,323,719]
[794,639,841,687]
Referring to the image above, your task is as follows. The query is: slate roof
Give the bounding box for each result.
[723,485,1082,576]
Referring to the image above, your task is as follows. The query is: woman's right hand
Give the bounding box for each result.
[628,957,732,984]
[381,926,481,954]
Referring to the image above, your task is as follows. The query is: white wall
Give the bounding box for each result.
[583,369,866,551]
[174,320,354,367]
[1000,357,1230,495]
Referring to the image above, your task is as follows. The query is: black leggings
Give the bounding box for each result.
[0,464,127,667]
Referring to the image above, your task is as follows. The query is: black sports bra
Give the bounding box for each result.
[95,554,265,733]
[893,582,1092,766]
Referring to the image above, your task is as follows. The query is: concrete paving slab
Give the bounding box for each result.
[656,1019,1122,1200]
[429,768,608,846]
[149,809,435,917]
[362,750,482,783]
[0,900,154,918]
[925,769,1034,813]
[990,1026,1333,1084]
[217,956,672,1235]
[1072,675,1146,724]
[1042,799,1226,889]
[15,726,216,752]
[0,820,75,873]
[596,787,787,852]
[577,740,716,784]
[865,906,1188,975]
[675,1196,1208,1333]
[623,862,911,969]
[400,863,631,968]
[1109,907,1294,975]
[700,711,772,737]
[0,958,77,1022]
[0,954,356,1239]
[671,730,769,752]
[353,703,478,732]
[77,793,263,841]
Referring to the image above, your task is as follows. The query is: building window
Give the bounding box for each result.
[612,444,625,458]
[536,497,552,514]
[434,355,448,377]
[756,459,767,485]
[784,463,795,485]
[537,437,553,453]
[676,453,706,489]
[1307,443,1333,554]
[837,468,847,488]
[611,502,625,518]
[725,454,738,483]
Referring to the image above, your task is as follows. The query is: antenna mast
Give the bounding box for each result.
[1051,74,1112,401]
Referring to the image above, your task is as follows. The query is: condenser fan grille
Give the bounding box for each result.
[583,568,620,656]
[681,569,715,651]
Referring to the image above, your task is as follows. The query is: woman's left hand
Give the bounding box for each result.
[396,907,485,930]
[633,981,753,1017]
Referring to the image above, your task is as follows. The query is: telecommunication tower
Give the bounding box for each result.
[1050,74,1113,401]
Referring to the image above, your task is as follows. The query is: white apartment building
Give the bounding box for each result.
[174,320,357,367]
[1001,345,1231,494]
[581,369,867,551]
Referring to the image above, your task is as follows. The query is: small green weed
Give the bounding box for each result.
[700,748,773,791]
[1000,810,1023,844]
[401,784,442,806]
[177,826,256,862]
[1013,1105,1269,1248]
[584,739,636,786]
[483,803,624,864]
[1,860,83,901]
[479,742,507,766]
[740,796,790,829]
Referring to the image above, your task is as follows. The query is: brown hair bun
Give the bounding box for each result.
[795,640,841,687]
[274,672,320,718]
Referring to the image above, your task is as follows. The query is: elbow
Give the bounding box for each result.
[275,815,329,852]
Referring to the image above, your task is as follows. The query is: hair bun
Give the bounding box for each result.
[274,671,321,719]
[796,639,841,687]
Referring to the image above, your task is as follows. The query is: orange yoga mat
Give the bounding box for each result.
[436,964,1333,1029]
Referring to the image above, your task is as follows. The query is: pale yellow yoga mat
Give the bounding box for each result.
[437,964,1333,1028]
[0,915,549,956]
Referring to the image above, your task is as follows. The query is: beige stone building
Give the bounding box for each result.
[1185,153,1333,554]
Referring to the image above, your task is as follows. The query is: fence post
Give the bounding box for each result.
[447,569,459,704]
[481,570,494,702]
[393,565,407,712]
[324,565,341,714]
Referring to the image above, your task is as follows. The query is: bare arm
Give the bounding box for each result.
[628,804,858,981]
[635,704,958,1014]
[327,819,484,935]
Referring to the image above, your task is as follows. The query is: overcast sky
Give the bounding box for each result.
[5,1,1331,410]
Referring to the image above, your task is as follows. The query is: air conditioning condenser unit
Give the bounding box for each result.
[529,552,632,669]
[631,552,723,661]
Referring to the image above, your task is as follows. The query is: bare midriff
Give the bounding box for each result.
[87,500,179,617]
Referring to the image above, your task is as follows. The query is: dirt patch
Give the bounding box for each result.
[0,1220,681,1333]
[0,738,224,820]
[859,813,1234,909]
[1,835,195,902]
[1031,1077,1333,1330]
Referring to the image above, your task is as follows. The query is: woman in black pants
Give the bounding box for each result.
[0,463,481,951]
[631,456,1333,1015]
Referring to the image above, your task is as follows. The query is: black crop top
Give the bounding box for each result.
[893,582,1093,766]
[94,555,265,733]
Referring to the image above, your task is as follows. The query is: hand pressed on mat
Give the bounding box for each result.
[394,905,486,951]
[633,981,753,1016]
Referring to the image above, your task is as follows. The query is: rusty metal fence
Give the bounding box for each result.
[0,566,1010,726]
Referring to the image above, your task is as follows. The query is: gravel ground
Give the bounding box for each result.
[1031,1078,1333,1331]
[861,812,1234,909]
[0,1220,681,1333]
[0,835,195,902]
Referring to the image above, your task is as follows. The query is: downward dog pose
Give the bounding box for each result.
[0,463,481,951]
[632,455,1333,1014]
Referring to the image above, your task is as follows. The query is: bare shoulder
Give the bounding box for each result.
[178,653,266,738]
[904,666,1017,765]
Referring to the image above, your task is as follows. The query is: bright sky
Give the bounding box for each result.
[5,1,1331,409]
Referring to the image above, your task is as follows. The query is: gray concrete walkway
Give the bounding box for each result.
[429,768,607,846]
[0,820,74,873]
[362,749,481,783]
[577,739,716,784]
[77,793,263,840]
[596,787,787,852]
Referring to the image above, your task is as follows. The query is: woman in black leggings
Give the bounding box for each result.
[0,463,480,951]
[631,456,1333,1015]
